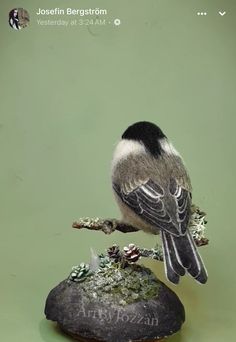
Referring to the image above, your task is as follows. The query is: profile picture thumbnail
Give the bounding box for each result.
[9,8,30,30]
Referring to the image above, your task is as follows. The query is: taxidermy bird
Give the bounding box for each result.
[111,121,208,284]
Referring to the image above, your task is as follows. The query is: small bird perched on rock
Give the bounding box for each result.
[111,121,208,284]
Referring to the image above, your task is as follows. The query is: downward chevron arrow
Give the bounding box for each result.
[219,11,226,16]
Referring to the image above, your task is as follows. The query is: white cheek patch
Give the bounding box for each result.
[160,139,180,157]
[112,139,145,168]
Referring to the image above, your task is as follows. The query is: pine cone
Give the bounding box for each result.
[98,254,112,269]
[68,263,90,283]
[107,245,121,261]
[123,244,140,263]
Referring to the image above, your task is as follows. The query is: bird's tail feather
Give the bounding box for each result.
[161,230,208,284]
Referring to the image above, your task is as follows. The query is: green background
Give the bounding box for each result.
[0,0,235,341]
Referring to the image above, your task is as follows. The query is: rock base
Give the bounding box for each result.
[45,264,185,342]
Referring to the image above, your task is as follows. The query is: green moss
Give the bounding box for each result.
[77,263,161,306]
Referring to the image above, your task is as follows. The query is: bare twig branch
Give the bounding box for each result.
[72,218,139,234]
[139,246,164,261]
[72,206,209,249]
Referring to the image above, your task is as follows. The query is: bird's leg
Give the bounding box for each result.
[111,221,139,233]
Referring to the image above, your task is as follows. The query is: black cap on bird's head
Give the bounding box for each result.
[122,121,166,157]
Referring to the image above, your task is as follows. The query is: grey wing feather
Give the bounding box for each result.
[168,178,191,234]
[113,178,191,237]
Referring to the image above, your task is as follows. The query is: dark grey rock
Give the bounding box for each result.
[45,265,185,342]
